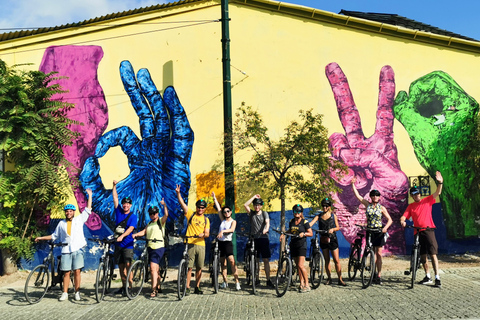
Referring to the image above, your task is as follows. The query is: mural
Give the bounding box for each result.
[27,45,478,265]
[393,71,480,239]
[325,62,409,254]
[40,45,194,233]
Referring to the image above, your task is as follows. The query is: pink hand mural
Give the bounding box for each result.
[39,45,108,230]
[325,62,409,254]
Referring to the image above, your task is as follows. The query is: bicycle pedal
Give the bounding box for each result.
[112,274,117,279]
[404,271,411,275]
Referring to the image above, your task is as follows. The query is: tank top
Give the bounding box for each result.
[146,219,165,249]
[365,204,383,228]
[218,219,234,241]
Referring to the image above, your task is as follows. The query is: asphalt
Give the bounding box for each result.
[2,266,480,320]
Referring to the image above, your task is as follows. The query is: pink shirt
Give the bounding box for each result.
[403,195,436,230]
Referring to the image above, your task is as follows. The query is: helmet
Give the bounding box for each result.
[369,189,381,197]
[321,198,332,207]
[252,198,264,205]
[148,206,159,215]
[410,187,420,195]
[64,204,76,211]
[292,204,303,213]
[121,197,133,204]
[195,199,207,208]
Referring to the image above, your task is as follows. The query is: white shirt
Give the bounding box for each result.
[218,219,234,241]
[51,208,91,254]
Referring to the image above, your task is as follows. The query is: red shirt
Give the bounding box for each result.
[403,195,436,230]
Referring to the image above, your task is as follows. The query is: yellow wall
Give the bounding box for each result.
[1,0,479,211]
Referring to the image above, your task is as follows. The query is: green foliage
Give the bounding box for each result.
[234,105,346,227]
[0,59,81,259]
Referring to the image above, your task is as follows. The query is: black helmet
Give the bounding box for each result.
[369,189,381,197]
[321,198,332,207]
[121,197,132,204]
[148,206,159,215]
[410,186,420,195]
[195,199,207,208]
[252,198,264,205]
[292,204,303,213]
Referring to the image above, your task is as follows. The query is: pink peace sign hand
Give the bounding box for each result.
[325,62,409,254]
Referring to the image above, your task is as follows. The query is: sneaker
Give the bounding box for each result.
[266,279,275,288]
[418,276,432,285]
[194,287,204,294]
[235,282,241,291]
[220,282,228,289]
[59,292,68,301]
[373,277,382,285]
[114,287,126,296]
[434,279,441,288]
[185,288,191,296]
[74,291,81,301]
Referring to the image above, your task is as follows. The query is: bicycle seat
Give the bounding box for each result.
[356,232,365,238]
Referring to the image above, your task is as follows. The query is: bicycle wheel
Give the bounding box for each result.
[212,253,220,293]
[348,245,361,281]
[177,259,188,300]
[361,249,375,289]
[106,257,114,291]
[275,257,292,297]
[244,251,251,286]
[25,265,50,304]
[126,260,145,299]
[95,261,107,303]
[410,247,419,289]
[159,254,168,283]
[250,254,257,294]
[310,251,324,289]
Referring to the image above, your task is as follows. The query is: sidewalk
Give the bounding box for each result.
[2,265,480,320]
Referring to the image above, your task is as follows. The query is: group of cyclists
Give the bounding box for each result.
[36,170,445,301]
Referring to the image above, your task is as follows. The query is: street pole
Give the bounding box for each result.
[221,0,236,257]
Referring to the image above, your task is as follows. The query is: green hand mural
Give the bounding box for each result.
[393,71,480,239]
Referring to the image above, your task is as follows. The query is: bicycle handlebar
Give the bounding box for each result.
[272,229,300,238]
[311,228,330,235]
[88,236,116,244]
[404,225,436,230]
[355,224,383,233]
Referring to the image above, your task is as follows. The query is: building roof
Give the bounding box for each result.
[339,10,477,42]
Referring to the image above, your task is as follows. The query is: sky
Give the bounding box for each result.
[0,0,479,41]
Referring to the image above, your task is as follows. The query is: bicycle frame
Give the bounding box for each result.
[309,229,325,289]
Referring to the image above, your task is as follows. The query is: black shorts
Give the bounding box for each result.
[320,237,339,251]
[370,232,387,247]
[115,247,133,265]
[254,238,271,259]
[290,244,307,258]
[219,240,234,258]
[419,229,438,255]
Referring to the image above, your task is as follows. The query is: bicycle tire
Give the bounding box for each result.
[361,249,375,289]
[251,253,257,294]
[177,259,188,300]
[159,254,168,283]
[410,246,419,289]
[212,253,220,293]
[244,251,251,286]
[25,264,50,304]
[348,245,361,281]
[275,257,292,297]
[310,251,323,289]
[95,261,107,303]
[106,257,114,291]
[126,260,145,299]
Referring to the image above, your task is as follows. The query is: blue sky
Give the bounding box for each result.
[0,0,479,40]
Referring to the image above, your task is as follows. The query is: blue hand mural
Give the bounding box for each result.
[80,60,194,229]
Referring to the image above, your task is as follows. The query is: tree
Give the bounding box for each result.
[234,105,346,230]
[0,59,80,259]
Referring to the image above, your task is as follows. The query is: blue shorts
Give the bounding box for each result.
[60,248,84,271]
[148,247,165,265]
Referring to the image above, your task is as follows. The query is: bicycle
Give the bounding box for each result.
[126,237,165,299]
[208,235,222,293]
[24,241,72,304]
[91,235,117,303]
[172,233,199,300]
[348,224,382,288]
[239,233,260,294]
[404,225,435,289]
[273,229,297,297]
[308,228,325,289]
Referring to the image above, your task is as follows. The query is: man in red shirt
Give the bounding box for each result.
[400,171,443,288]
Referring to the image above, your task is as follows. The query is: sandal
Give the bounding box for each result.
[150,289,157,298]
[325,278,332,285]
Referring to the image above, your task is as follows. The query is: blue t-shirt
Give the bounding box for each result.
[115,206,138,249]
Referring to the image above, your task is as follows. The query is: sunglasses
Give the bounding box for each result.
[197,206,206,209]
[223,209,231,213]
